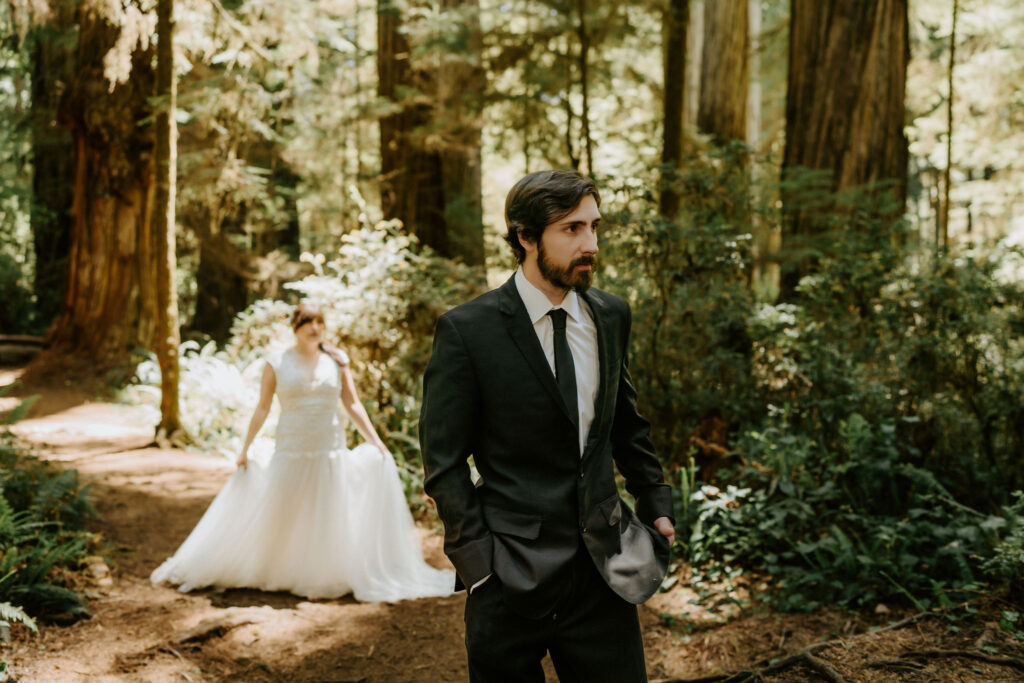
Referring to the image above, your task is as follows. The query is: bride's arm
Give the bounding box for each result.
[238,364,276,468]
[339,366,389,455]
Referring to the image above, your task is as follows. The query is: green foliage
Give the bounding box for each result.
[983,492,1024,595]
[0,601,37,634]
[0,401,97,622]
[601,144,763,468]
[0,252,35,334]
[603,146,1024,611]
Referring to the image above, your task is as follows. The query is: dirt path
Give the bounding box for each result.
[2,370,1022,682]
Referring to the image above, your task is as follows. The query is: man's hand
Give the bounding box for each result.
[653,517,675,546]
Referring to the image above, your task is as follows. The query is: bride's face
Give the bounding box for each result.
[294,317,325,344]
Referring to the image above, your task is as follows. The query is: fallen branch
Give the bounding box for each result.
[667,643,844,682]
[901,649,1024,671]
[865,659,925,673]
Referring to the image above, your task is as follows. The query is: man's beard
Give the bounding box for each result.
[537,240,597,293]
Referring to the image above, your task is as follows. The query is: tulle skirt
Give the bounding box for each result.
[150,443,454,602]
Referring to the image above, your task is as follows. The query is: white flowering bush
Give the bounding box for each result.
[124,340,275,460]
[126,220,481,515]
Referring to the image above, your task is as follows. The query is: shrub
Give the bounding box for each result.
[606,150,1024,611]
[0,395,98,622]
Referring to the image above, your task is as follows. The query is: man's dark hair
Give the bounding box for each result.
[503,170,601,264]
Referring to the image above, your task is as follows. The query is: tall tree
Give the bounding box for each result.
[782,0,909,294]
[29,3,75,329]
[698,0,749,143]
[377,0,484,268]
[938,0,959,249]
[660,0,688,218]
[154,0,183,441]
[33,1,158,376]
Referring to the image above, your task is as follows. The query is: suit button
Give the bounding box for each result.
[579,471,584,479]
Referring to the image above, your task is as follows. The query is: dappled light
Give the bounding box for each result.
[3,0,1024,680]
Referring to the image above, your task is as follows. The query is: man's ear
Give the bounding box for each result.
[518,227,538,255]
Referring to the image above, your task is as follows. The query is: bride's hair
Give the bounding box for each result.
[290,303,325,331]
[290,303,349,368]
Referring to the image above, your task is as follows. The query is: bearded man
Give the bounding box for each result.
[420,170,675,682]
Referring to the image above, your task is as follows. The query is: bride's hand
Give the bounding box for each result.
[237,450,249,470]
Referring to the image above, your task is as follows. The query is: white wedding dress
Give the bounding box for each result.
[150,348,454,602]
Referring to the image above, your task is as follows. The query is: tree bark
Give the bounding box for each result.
[684,0,703,133]
[32,3,158,380]
[660,0,687,218]
[698,0,749,143]
[938,0,958,250]
[154,0,184,440]
[576,0,594,176]
[378,0,485,269]
[781,0,909,295]
[438,0,485,270]
[29,5,76,330]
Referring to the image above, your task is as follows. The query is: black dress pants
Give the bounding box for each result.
[464,550,648,683]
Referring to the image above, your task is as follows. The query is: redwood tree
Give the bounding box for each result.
[782,0,909,293]
[35,2,158,376]
[29,3,76,329]
[698,0,749,143]
[660,0,687,218]
[377,0,484,268]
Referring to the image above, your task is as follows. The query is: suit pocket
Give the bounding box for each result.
[483,505,542,540]
[598,493,622,526]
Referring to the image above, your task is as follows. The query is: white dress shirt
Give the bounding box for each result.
[514,268,600,456]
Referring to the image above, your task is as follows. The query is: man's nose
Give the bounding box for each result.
[582,226,599,254]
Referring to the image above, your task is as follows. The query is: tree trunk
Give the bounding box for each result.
[938,0,958,250]
[154,0,184,440]
[576,0,594,176]
[438,0,486,271]
[192,222,250,343]
[781,0,909,295]
[684,0,703,133]
[378,0,484,269]
[698,0,748,143]
[660,0,687,218]
[33,3,158,380]
[29,6,76,330]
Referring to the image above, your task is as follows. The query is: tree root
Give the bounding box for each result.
[666,643,845,682]
[666,610,945,683]
[900,648,1024,671]
[864,658,926,673]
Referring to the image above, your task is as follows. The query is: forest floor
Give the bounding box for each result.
[1,366,1023,682]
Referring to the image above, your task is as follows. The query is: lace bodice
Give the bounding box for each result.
[269,348,349,456]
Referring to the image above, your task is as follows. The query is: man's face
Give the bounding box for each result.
[535,194,601,293]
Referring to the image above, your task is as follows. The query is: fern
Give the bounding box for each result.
[0,601,37,633]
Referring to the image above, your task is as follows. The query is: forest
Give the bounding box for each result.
[1,0,1024,680]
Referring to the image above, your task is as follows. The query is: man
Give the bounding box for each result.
[420,170,675,682]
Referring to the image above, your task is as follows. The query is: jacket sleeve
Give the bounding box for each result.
[610,303,675,526]
[419,314,492,588]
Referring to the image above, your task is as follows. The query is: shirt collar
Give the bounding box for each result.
[514,268,583,325]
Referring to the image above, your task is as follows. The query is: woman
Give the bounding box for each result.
[151,303,454,602]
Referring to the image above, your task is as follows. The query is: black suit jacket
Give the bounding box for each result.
[419,276,673,617]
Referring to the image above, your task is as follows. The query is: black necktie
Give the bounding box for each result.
[547,309,578,427]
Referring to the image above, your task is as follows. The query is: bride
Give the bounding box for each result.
[151,303,454,602]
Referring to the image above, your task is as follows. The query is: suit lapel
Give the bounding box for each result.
[498,277,577,426]
[581,289,616,454]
